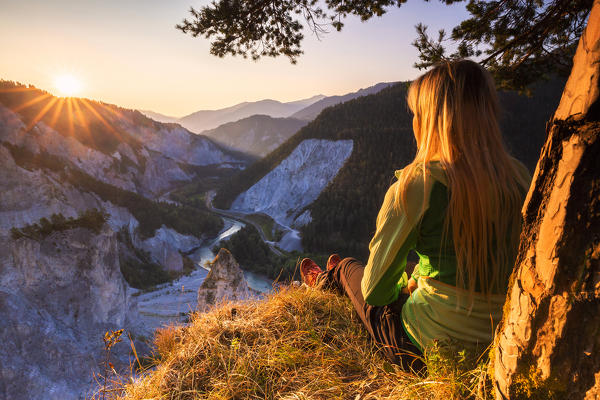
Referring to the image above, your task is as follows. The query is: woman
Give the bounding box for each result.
[300,59,531,369]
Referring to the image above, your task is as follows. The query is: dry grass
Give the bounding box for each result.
[116,286,493,400]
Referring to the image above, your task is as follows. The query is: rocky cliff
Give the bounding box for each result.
[0,104,242,198]
[0,82,254,399]
[0,143,202,275]
[197,249,254,312]
[0,81,246,276]
[230,139,353,227]
[0,82,249,199]
[0,225,140,400]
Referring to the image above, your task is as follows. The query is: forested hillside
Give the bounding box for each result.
[215,79,565,259]
[4,142,223,240]
[202,114,308,157]
[290,82,394,120]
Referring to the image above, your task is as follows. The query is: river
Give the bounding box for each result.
[135,217,274,333]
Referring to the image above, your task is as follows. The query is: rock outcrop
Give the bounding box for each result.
[139,226,202,272]
[230,139,353,226]
[197,249,252,312]
[0,145,97,233]
[0,225,140,400]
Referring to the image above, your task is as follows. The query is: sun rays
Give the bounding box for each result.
[49,97,66,128]
[12,92,51,113]
[0,83,128,151]
[25,97,58,132]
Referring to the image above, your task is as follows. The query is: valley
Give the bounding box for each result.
[135,217,273,333]
[0,77,563,399]
[2,0,596,397]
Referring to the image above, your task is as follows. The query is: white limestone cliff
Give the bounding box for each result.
[139,226,202,272]
[197,249,253,312]
[230,139,353,226]
[0,226,140,400]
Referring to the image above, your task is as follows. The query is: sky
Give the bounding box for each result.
[0,0,469,117]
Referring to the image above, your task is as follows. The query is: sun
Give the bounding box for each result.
[54,74,82,97]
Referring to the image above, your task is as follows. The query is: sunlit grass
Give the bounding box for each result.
[111,285,494,400]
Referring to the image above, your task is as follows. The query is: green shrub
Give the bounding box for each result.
[181,255,196,276]
[10,209,108,241]
[119,256,171,290]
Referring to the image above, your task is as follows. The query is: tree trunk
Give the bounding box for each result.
[494,2,600,399]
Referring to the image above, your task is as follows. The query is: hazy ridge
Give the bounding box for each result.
[140,84,394,157]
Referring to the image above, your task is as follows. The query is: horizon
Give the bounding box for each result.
[0,0,468,117]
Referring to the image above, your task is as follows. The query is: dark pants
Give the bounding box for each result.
[315,257,424,371]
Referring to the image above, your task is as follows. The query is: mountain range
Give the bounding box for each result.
[201,115,309,157]
[141,83,394,157]
[145,95,324,133]
[289,82,394,120]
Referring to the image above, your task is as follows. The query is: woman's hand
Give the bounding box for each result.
[407,277,418,294]
[401,278,418,294]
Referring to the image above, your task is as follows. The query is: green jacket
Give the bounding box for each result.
[360,161,530,350]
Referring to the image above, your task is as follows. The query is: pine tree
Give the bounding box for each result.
[177,0,592,90]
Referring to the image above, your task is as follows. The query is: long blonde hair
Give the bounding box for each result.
[397,60,529,296]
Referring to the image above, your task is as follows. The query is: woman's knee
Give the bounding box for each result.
[338,257,364,276]
[338,257,361,270]
[335,257,366,295]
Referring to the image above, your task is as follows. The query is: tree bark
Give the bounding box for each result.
[494,2,600,399]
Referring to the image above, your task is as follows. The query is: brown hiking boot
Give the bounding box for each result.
[326,254,342,271]
[300,258,322,287]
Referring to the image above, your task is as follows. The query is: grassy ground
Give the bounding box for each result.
[112,286,494,400]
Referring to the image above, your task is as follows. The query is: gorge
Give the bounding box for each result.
[0,75,567,399]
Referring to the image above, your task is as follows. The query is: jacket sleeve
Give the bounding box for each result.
[361,171,429,306]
